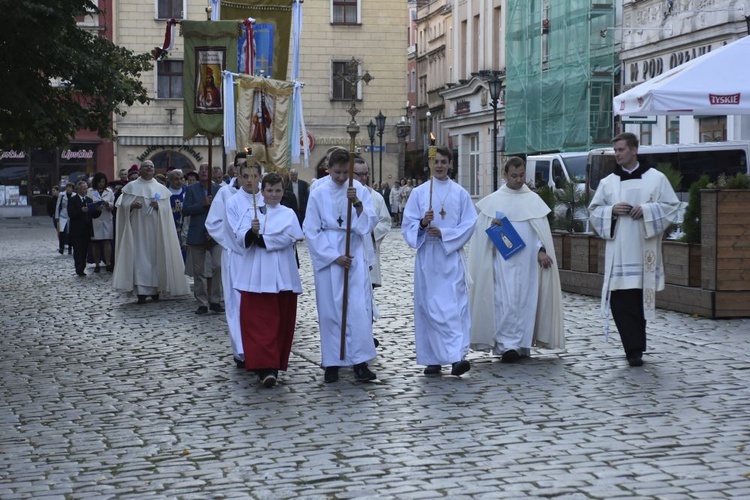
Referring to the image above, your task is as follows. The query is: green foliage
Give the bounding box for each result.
[0,0,153,150]
[536,185,555,224]
[553,180,591,233]
[680,175,710,244]
[656,163,683,193]
[726,172,750,189]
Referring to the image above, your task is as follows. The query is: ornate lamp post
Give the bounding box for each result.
[367,120,376,176]
[486,71,504,192]
[375,111,386,186]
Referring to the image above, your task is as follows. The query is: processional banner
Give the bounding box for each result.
[235,75,295,169]
[182,21,241,140]
[220,0,294,80]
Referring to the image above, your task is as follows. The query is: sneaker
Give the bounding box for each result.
[209,303,225,313]
[501,349,521,363]
[195,306,208,315]
[324,366,339,383]
[451,360,471,376]
[423,365,442,375]
[353,362,377,382]
[261,373,277,388]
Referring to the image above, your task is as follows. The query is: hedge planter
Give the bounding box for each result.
[662,240,701,287]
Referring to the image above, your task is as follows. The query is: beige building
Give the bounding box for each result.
[112,1,407,185]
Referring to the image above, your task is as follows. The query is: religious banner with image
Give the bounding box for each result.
[182,20,241,140]
[221,0,293,80]
[235,74,295,168]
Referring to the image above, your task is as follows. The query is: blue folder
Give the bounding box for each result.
[486,216,526,260]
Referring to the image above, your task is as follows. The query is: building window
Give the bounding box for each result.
[667,115,680,144]
[460,134,480,196]
[331,0,359,25]
[157,0,183,20]
[699,116,727,142]
[157,60,183,99]
[640,124,653,146]
[331,60,363,101]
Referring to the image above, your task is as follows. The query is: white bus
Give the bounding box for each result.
[587,141,750,198]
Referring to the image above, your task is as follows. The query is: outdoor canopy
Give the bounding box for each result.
[614,35,750,116]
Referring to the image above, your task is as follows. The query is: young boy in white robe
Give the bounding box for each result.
[227,171,302,388]
[402,146,477,377]
[589,132,680,367]
[467,156,565,362]
[303,148,379,383]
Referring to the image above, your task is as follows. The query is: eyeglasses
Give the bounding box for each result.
[353,171,369,178]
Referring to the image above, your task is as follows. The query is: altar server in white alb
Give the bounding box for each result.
[205,152,245,368]
[589,132,680,367]
[227,171,303,388]
[467,156,564,363]
[303,148,379,384]
[402,146,477,377]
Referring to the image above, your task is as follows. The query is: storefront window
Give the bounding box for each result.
[59,145,97,187]
[0,150,29,205]
[699,116,726,142]
[667,116,680,144]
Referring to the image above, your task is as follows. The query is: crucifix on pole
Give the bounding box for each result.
[333,57,373,361]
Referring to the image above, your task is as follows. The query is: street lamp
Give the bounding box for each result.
[367,119,376,178]
[375,111,386,186]
[485,71,504,192]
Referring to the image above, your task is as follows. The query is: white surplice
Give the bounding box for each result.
[227,193,303,294]
[589,167,680,319]
[366,187,392,288]
[401,178,477,366]
[206,179,244,359]
[303,176,378,368]
[467,185,565,355]
[113,178,189,297]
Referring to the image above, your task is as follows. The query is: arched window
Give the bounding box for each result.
[149,150,195,173]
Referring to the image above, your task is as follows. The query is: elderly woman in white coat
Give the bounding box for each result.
[55,183,74,254]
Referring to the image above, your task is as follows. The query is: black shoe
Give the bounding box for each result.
[451,360,471,376]
[58,249,64,255]
[209,303,225,313]
[373,337,380,348]
[627,351,644,367]
[195,306,208,315]
[234,357,245,369]
[261,372,277,388]
[68,247,72,255]
[324,366,339,383]
[106,264,114,272]
[501,349,521,363]
[151,294,159,301]
[94,266,100,273]
[76,271,86,276]
[423,365,442,376]
[137,295,147,304]
[353,362,377,382]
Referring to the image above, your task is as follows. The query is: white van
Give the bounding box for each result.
[525,152,589,190]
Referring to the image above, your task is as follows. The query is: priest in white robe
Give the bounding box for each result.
[402,146,477,377]
[227,172,303,388]
[206,153,245,368]
[113,160,190,303]
[303,148,379,383]
[589,133,680,367]
[467,157,564,362]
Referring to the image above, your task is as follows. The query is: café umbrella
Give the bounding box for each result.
[614,35,750,116]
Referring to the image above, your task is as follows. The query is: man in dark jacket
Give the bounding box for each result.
[67,180,97,276]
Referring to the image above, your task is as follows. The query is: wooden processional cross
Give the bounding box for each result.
[333,57,373,360]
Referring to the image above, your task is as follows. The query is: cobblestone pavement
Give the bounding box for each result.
[1,216,750,499]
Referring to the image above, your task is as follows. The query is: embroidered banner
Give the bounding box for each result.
[235,75,295,169]
[220,0,294,80]
[182,20,241,140]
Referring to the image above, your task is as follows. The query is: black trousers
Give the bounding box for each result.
[610,288,647,355]
[72,237,90,274]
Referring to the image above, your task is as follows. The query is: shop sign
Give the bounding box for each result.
[0,150,27,162]
[625,41,728,86]
[60,149,94,161]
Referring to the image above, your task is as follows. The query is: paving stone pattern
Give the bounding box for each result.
[1,217,750,499]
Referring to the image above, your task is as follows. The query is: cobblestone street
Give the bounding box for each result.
[1,216,750,499]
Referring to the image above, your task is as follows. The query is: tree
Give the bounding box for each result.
[0,0,153,150]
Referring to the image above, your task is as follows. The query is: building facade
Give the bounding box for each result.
[617,0,750,144]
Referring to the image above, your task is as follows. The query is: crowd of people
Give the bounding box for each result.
[47,131,678,387]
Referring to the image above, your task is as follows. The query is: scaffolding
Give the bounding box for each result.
[505,1,615,155]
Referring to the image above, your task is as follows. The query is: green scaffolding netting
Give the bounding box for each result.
[505,1,616,155]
